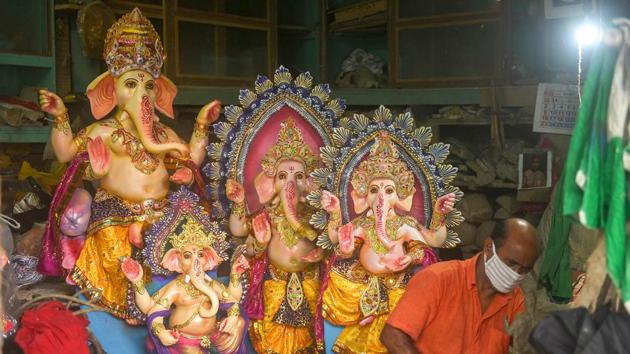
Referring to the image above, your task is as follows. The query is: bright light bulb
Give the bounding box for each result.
[575,23,601,46]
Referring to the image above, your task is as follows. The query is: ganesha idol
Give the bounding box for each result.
[204,67,345,353]
[308,106,464,353]
[121,188,249,354]
[36,8,220,321]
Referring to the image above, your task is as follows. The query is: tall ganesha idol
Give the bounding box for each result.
[37,8,221,320]
[204,67,345,353]
[310,106,463,353]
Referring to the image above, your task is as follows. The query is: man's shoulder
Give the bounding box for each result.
[419,258,469,282]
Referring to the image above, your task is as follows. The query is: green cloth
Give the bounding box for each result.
[563,44,617,227]
[539,174,573,303]
[562,39,630,307]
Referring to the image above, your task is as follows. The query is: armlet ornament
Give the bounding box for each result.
[429,210,446,232]
[227,303,240,317]
[151,321,166,336]
[164,156,183,170]
[232,202,246,217]
[53,111,71,135]
[132,279,146,295]
[193,122,210,139]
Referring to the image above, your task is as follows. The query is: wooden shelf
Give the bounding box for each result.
[174,87,483,107]
[54,3,82,13]
[426,117,533,126]
[0,126,50,143]
[278,24,311,33]
[0,54,54,69]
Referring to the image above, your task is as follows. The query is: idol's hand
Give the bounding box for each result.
[38,89,67,117]
[157,329,179,346]
[301,248,324,263]
[197,100,221,125]
[380,254,412,272]
[226,179,245,204]
[434,193,456,215]
[87,137,111,177]
[120,257,143,283]
[231,254,250,275]
[170,167,193,185]
[338,223,356,254]
[252,211,272,245]
[321,190,340,214]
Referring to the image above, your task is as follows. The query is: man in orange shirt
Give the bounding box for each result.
[381,218,539,354]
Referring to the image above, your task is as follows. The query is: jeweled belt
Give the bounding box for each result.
[94,188,167,222]
[268,263,319,282]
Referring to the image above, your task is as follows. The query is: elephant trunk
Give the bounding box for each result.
[128,94,188,156]
[374,194,395,249]
[281,180,302,230]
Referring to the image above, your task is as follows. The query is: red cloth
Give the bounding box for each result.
[387,254,525,354]
[16,301,90,354]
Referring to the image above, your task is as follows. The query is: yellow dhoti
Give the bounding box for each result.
[70,189,162,319]
[250,264,320,354]
[322,262,409,354]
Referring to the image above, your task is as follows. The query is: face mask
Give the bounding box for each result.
[484,241,527,293]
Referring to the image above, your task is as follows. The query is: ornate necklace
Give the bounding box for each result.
[175,275,207,299]
[110,117,163,175]
[355,214,407,255]
[269,204,312,248]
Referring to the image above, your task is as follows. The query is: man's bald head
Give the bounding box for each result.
[486,218,539,274]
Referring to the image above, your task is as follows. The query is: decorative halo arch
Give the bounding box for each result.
[204,66,345,218]
[308,105,464,249]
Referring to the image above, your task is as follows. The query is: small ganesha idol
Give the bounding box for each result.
[310,106,463,353]
[122,188,249,354]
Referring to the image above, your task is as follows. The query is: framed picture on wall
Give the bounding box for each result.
[518,150,553,190]
[544,0,592,19]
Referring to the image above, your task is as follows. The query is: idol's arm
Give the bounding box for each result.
[402,224,446,248]
[244,235,267,257]
[381,325,420,354]
[130,279,154,313]
[229,211,250,238]
[189,100,221,165]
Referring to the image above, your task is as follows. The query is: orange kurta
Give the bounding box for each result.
[387,254,525,354]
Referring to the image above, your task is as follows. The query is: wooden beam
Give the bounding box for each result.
[174,87,482,106]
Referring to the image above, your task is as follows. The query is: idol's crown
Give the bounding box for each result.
[103,8,164,78]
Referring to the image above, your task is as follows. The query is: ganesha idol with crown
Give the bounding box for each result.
[204,66,347,353]
[36,8,221,322]
[307,106,464,353]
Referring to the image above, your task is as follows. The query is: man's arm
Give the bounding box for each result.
[381,324,421,354]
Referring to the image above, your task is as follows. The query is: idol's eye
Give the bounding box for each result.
[295,172,304,180]
[369,186,378,194]
[197,251,205,258]
[145,81,155,90]
[125,80,138,89]
[278,171,287,180]
[183,252,192,259]
[385,187,395,194]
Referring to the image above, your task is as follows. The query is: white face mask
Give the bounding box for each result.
[484,241,527,293]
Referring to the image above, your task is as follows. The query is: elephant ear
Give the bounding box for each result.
[161,248,182,273]
[155,75,177,119]
[86,72,116,120]
[254,172,275,205]
[395,187,415,212]
[202,247,222,271]
[351,189,369,214]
